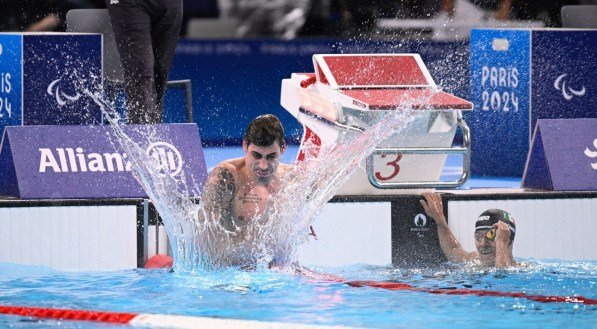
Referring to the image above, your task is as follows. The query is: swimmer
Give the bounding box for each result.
[198,114,315,267]
[420,192,518,268]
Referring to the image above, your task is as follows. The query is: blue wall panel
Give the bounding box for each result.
[167,38,470,145]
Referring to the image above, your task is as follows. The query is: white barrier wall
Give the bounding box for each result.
[1,192,595,272]
[298,202,392,267]
[447,197,597,261]
[0,205,137,271]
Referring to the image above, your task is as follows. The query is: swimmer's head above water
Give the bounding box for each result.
[473,209,516,267]
[242,114,286,183]
[420,193,518,268]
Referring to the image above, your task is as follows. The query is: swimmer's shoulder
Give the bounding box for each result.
[206,161,242,188]
[212,159,243,175]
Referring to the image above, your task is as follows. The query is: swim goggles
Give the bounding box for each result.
[474,228,497,241]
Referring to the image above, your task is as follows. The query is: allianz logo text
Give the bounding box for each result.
[38,142,184,177]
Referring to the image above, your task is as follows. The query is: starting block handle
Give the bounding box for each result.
[365,116,471,189]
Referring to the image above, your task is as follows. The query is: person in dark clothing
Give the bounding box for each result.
[106,0,182,124]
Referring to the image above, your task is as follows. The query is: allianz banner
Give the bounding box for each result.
[0,124,208,199]
[0,33,102,137]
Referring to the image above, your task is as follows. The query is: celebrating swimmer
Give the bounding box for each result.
[197,114,316,268]
[420,192,518,268]
[201,114,290,231]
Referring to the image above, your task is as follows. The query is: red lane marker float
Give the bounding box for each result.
[0,305,136,323]
[0,305,349,328]
[345,280,597,305]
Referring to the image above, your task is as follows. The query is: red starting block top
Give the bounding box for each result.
[341,89,473,110]
[312,54,472,110]
[315,54,434,88]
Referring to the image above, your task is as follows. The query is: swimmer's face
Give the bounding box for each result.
[243,140,285,182]
[474,229,497,266]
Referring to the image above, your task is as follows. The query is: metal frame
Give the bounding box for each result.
[103,79,193,124]
[166,79,194,123]
[298,106,471,189]
[365,114,471,189]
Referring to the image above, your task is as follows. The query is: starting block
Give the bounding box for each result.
[280,54,473,194]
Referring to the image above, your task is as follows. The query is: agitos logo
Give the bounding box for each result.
[554,74,586,101]
[47,78,81,106]
[584,138,597,170]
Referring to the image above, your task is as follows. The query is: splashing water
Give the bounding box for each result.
[86,86,419,273]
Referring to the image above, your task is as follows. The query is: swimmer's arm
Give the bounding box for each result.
[420,193,475,263]
[436,223,477,262]
[198,164,237,221]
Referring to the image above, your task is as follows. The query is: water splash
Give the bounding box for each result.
[192,107,418,270]
[85,84,418,273]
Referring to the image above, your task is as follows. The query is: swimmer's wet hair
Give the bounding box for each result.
[244,114,285,147]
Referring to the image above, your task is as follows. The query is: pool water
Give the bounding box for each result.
[1,261,595,328]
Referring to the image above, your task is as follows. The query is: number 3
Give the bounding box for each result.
[375,154,402,181]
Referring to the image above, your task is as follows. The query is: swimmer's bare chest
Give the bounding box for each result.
[232,183,274,224]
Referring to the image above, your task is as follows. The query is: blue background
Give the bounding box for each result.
[165,39,470,146]
[470,29,597,177]
[23,34,102,126]
[5,32,594,178]
[530,30,597,128]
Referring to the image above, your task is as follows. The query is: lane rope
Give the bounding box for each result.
[0,305,352,329]
[344,280,597,305]
[0,280,594,328]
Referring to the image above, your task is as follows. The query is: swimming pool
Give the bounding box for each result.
[0,260,595,328]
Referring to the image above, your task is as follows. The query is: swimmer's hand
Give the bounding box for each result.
[420,192,448,227]
[494,221,511,244]
[494,221,514,268]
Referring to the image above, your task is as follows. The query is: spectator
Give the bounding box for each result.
[440,0,579,27]
[0,0,101,32]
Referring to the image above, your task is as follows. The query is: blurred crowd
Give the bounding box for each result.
[1,0,595,37]
[0,0,105,32]
[299,0,593,37]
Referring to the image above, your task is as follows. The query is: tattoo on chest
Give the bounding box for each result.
[238,192,261,204]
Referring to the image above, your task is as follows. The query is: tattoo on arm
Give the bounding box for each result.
[217,168,236,198]
[204,167,236,211]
